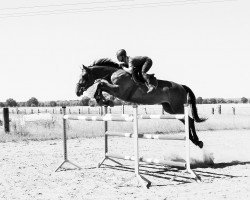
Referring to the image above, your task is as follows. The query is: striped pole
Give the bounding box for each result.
[139,114,184,120]
[105,131,186,140]
[63,115,133,122]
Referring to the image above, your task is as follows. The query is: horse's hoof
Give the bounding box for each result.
[108,100,114,107]
[198,141,203,149]
[103,100,114,107]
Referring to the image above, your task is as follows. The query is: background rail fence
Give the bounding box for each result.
[56,104,200,188]
[1,104,250,116]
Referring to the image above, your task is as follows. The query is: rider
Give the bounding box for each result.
[116,49,155,93]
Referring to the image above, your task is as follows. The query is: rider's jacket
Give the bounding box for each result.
[129,56,151,70]
[122,56,152,74]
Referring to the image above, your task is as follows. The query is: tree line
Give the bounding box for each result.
[196,97,249,104]
[0,96,249,108]
[0,96,128,108]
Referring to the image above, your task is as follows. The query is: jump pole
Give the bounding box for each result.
[55,106,82,172]
[98,104,200,185]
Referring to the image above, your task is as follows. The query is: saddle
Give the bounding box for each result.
[131,69,158,89]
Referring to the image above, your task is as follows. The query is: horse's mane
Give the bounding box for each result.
[92,58,120,69]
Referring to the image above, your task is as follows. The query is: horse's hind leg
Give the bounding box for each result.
[179,117,203,149]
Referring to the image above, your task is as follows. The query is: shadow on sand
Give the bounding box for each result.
[192,160,250,169]
[99,160,250,187]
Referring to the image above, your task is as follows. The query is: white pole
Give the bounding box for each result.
[133,105,140,176]
[184,104,190,171]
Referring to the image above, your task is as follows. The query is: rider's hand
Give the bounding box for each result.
[119,62,128,68]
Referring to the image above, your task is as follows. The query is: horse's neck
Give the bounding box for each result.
[91,66,117,80]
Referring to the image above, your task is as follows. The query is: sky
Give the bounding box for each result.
[0,0,249,102]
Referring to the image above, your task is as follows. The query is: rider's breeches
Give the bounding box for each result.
[141,58,153,79]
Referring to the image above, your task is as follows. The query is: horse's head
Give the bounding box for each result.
[76,58,121,97]
[75,65,94,97]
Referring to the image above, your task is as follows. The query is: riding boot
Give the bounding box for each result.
[146,83,155,93]
[144,76,155,93]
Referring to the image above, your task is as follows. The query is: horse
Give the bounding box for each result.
[76,58,206,148]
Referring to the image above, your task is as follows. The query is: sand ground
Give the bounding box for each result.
[0,130,250,200]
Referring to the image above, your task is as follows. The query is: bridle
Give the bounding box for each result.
[77,64,113,94]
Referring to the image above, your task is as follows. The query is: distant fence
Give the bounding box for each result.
[208,104,250,115]
[1,104,250,116]
[0,105,165,115]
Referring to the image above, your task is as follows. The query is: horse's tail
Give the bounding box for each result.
[182,85,207,123]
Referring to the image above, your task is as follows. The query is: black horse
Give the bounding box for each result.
[76,58,206,148]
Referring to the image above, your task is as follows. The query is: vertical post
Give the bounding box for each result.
[104,106,108,155]
[3,108,10,133]
[122,105,125,114]
[98,106,123,168]
[62,106,68,161]
[184,104,190,171]
[232,107,235,115]
[101,106,103,115]
[133,105,139,176]
[218,105,221,114]
[212,107,214,115]
[132,104,151,188]
[55,106,81,172]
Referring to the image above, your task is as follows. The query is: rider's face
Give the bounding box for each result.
[118,55,126,63]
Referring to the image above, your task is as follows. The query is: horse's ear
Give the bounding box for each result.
[81,64,89,72]
[82,64,89,70]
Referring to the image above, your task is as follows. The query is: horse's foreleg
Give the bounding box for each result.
[94,88,104,104]
[98,81,119,94]
[93,89,112,107]
[94,81,119,107]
